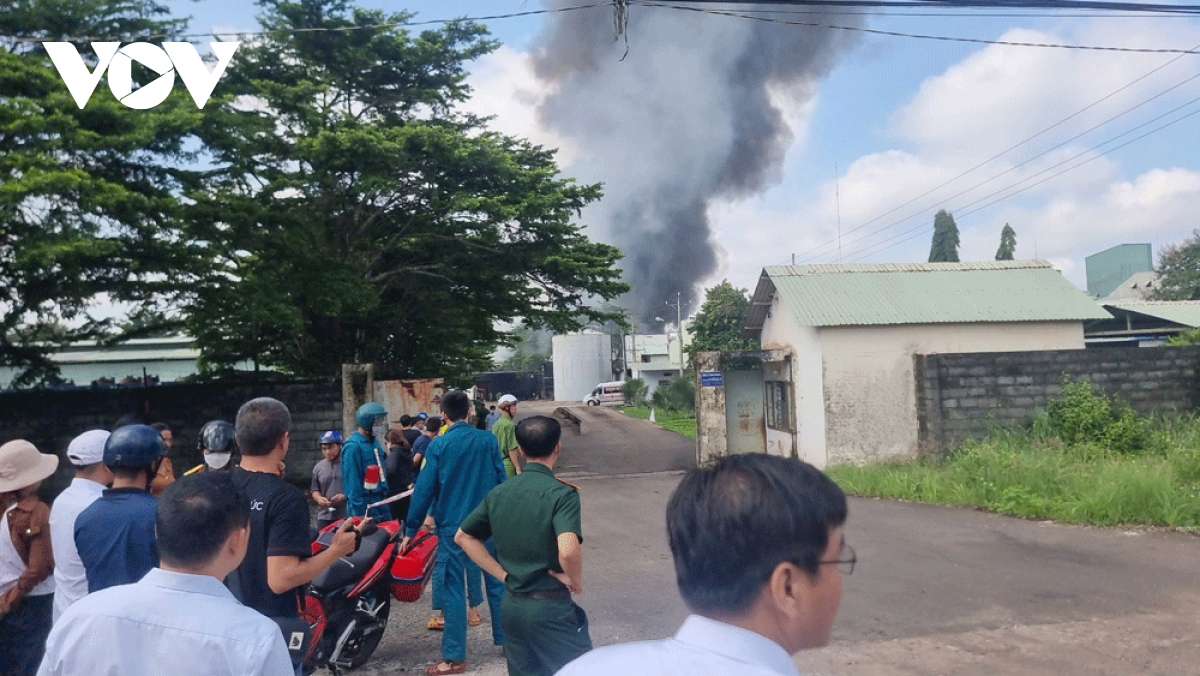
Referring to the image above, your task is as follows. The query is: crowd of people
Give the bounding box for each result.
[0,388,853,676]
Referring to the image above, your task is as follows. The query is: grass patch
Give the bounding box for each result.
[827,417,1200,529]
[621,406,697,439]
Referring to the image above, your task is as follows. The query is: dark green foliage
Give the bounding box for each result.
[928,209,961,263]
[650,376,695,414]
[1152,229,1200,301]
[0,0,200,386]
[622,378,648,407]
[182,0,628,381]
[1045,379,1145,454]
[995,223,1016,261]
[686,281,757,360]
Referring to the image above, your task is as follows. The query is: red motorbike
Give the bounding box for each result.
[301,518,438,675]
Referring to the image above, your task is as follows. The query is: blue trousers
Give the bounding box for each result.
[432,551,484,609]
[435,531,505,661]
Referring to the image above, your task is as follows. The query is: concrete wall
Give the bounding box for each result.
[917,345,1200,450]
[0,381,342,497]
[819,321,1085,464]
[761,299,824,466]
[694,351,727,464]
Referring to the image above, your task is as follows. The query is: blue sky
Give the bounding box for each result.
[168,1,1200,295]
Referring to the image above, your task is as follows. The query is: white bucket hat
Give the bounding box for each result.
[0,440,59,493]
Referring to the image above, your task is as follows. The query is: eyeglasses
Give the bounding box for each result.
[819,540,856,576]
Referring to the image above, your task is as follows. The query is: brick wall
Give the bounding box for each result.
[0,380,342,497]
[916,346,1200,452]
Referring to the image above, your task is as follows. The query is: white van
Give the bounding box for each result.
[584,381,625,407]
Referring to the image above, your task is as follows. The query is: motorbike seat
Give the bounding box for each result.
[310,528,392,593]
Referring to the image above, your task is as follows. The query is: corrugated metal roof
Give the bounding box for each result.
[746,260,1110,330]
[1104,301,1200,328]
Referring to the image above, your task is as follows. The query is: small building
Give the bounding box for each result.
[1099,270,1159,302]
[0,336,205,390]
[1087,301,1200,347]
[624,323,691,394]
[698,261,1110,468]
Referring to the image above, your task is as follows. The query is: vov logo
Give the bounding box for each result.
[43,42,239,110]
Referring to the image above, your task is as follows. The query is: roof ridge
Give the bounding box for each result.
[765,260,1054,276]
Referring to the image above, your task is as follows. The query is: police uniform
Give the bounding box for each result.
[460,463,592,676]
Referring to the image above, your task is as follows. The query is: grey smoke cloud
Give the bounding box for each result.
[531,2,861,325]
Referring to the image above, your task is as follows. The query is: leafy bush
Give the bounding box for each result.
[1045,379,1145,454]
[622,378,649,407]
[650,376,695,413]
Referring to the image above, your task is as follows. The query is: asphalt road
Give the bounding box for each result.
[351,406,1200,675]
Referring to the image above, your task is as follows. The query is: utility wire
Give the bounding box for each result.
[0,2,611,43]
[790,37,1200,264]
[635,2,1200,54]
[842,97,1200,261]
[801,65,1200,263]
[661,0,1200,12]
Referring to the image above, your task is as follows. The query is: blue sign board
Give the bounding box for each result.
[700,371,724,387]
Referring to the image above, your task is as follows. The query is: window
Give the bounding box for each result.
[641,354,652,363]
[765,381,792,432]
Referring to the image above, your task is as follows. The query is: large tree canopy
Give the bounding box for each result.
[0,0,199,386]
[180,0,627,381]
[687,281,757,359]
[1152,230,1200,301]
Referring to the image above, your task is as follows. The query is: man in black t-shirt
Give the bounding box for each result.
[229,398,359,618]
[399,415,422,448]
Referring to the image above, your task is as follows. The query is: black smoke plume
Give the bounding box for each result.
[531,2,861,325]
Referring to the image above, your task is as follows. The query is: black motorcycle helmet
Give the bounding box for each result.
[104,424,167,468]
[198,420,236,453]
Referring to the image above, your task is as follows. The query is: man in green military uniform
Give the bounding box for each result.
[456,415,592,676]
[491,395,521,478]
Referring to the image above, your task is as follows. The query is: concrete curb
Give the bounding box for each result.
[554,406,585,434]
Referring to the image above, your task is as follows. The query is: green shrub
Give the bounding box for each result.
[1044,379,1146,454]
[622,378,649,407]
[651,376,695,413]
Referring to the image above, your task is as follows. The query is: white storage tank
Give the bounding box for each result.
[552,333,614,402]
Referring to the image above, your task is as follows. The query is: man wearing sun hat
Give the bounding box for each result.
[48,430,113,621]
[0,439,60,674]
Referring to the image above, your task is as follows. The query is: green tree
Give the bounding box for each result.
[928,209,961,263]
[1152,230,1200,301]
[995,223,1016,261]
[687,281,757,358]
[0,1,199,386]
[183,0,628,381]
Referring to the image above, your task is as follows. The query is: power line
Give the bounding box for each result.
[660,0,1200,12]
[803,66,1200,263]
[791,38,1200,264]
[843,98,1200,261]
[0,3,611,43]
[635,2,1200,54]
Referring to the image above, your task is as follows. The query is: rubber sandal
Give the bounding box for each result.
[467,607,482,627]
[424,660,466,675]
[426,616,445,631]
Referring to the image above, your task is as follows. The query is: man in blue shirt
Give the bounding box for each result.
[557,454,855,676]
[75,425,167,593]
[401,391,507,676]
[342,402,391,522]
[40,471,293,676]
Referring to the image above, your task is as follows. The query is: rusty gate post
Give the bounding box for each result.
[341,363,374,436]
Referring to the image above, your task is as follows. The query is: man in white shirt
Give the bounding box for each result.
[39,471,293,676]
[557,454,854,676]
[47,430,112,621]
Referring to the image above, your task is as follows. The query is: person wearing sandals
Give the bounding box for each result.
[0,439,59,676]
[400,391,507,676]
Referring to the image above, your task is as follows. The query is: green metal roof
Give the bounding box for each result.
[1104,301,1200,328]
[746,261,1111,330]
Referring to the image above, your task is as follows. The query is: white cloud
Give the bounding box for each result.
[462,46,575,162]
[698,20,1200,292]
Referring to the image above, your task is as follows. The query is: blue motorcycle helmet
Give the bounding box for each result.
[104,424,168,468]
[355,402,387,430]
